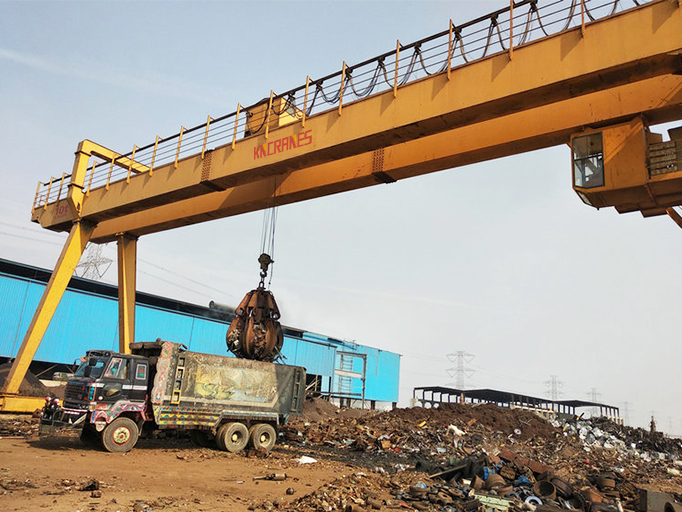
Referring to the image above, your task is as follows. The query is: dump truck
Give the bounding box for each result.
[39,339,305,453]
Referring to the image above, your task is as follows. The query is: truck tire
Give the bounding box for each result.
[249,423,277,451]
[215,425,227,451]
[101,417,139,453]
[217,422,249,453]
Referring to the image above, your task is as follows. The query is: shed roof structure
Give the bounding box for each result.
[413,386,621,422]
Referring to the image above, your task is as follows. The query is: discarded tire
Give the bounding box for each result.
[534,480,557,501]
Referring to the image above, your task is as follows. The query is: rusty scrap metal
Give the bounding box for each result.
[253,472,287,481]
[226,253,283,362]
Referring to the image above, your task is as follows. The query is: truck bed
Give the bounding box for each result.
[135,341,305,429]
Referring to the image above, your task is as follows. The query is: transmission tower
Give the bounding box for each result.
[587,388,602,417]
[446,351,475,389]
[544,375,564,400]
[74,243,113,280]
[587,388,601,402]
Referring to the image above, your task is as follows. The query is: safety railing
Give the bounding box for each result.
[33,0,654,213]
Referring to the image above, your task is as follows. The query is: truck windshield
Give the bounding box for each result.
[74,356,107,379]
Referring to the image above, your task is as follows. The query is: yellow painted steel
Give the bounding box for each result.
[0,220,94,395]
[31,0,682,232]
[85,74,682,242]
[667,207,682,228]
[117,234,137,354]
[0,395,47,413]
[8,1,682,412]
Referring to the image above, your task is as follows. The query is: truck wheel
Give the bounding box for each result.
[217,422,248,453]
[101,417,139,453]
[215,424,227,451]
[249,423,277,451]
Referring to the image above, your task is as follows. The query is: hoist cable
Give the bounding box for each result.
[259,178,278,288]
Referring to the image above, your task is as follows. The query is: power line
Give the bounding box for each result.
[469,362,546,386]
[137,257,240,302]
[0,230,64,246]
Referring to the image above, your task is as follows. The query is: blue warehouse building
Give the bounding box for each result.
[0,258,400,408]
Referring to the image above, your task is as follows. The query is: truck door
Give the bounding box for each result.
[128,360,149,401]
[100,356,129,402]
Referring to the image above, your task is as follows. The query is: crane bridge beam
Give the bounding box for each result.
[86,74,682,242]
[32,0,682,234]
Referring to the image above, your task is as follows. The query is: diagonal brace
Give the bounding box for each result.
[1,221,95,395]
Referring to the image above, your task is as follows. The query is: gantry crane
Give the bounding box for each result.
[2,0,682,411]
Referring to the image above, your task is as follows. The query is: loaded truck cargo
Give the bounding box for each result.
[40,339,305,453]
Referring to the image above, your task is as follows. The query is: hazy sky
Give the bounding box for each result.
[1,0,679,433]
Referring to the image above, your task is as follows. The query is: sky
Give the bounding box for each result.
[1,0,680,434]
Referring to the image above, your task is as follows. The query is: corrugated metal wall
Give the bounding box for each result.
[0,263,400,403]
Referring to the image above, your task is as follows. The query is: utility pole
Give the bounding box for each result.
[446,351,475,390]
[544,375,564,401]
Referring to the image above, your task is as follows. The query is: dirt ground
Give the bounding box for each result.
[1,399,680,512]
[0,431,378,512]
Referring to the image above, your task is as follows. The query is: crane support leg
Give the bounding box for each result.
[666,207,682,230]
[0,220,94,408]
[117,234,137,354]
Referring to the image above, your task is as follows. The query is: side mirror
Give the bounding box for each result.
[88,357,98,366]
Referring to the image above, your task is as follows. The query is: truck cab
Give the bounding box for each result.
[41,350,151,452]
[66,351,150,405]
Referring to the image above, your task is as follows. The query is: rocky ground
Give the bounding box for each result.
[0,399,680,512]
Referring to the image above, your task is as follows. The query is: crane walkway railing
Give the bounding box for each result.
[32,0,653,213]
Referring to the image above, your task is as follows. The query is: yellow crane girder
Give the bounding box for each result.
[87,75,682,242]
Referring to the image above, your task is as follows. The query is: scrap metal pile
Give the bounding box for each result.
[275,401,682,512]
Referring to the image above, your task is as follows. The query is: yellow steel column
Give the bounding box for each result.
[117,234,137,354]
[1,220,94,396]
[667,207,682,230]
